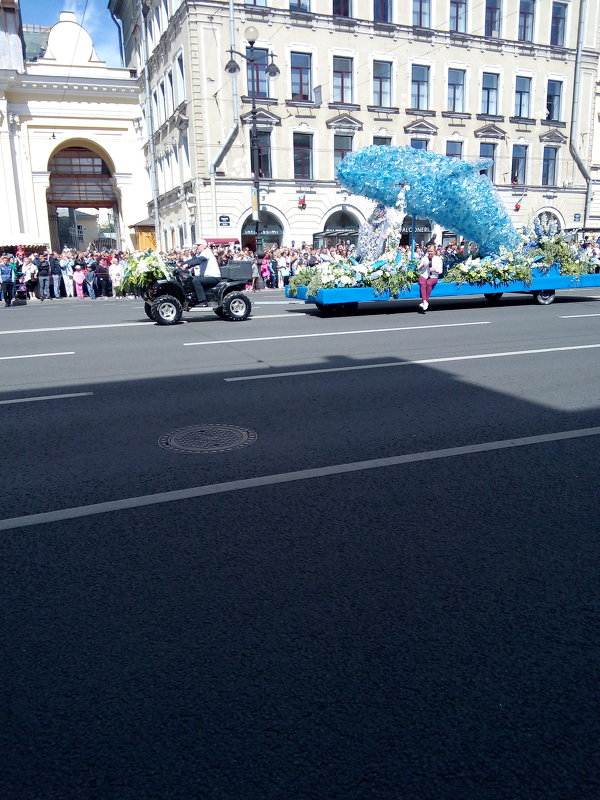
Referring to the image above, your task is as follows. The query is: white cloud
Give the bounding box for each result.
[64,0,123,67]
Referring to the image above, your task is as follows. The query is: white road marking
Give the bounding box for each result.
[0,425,598,531]
[184,320,490,347]
[0,322,148,336]
[0,352,74,361]
[0,392,92,405]
[225,342,600,381]
[559,313,600,318]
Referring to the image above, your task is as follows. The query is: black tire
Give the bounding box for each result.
[213,308,226,319]
[151,295,183,325]
[144,302,155,320]
[484,292,503,304]
[315,302,359,316]
[221,292,251,321]
[533,289,556,305]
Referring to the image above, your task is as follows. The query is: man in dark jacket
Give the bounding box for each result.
[49,252,62,298]
[37,252,51,301]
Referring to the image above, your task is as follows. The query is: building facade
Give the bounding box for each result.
[110,0,600,251]
[0,3,149,251]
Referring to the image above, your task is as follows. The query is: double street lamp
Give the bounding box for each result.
[225,26,279,248]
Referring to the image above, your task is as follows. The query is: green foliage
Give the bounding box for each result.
[288,268,317,296]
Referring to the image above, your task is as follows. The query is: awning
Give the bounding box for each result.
[205,237,239,245]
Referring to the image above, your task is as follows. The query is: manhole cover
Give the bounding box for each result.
[158,424,258,454]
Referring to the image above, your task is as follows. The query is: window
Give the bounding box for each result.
[293,132,313,179]
[179,224,185,249]
[176,53,185,103]
[246,1,267,6]
[247,47,269,98]
[291,53,312,101]
[373,61,392,107]
[514,76,532,118]
[481,72,499,115]
[485,0,501,38]
[411,138,428,150]
[166,70,175,117]
[446,141,463,158]
[449,0,467,33]
[542,146,558,185]
[373,136,392,146]
[518,0,535,42]
[479,142,496,181]
[511,144,527,183]
[546,80,562,121]
[413,0,430,27]
[411,65,429,110]
[374,0,391,23]
[447,69,465,112]
[550,2,567,47]
[334,134,353,171]
[290,0,310,10]
[255,131,272,178]
[159,80,167,123]
[333,57,353,103]
[333,0,351,16]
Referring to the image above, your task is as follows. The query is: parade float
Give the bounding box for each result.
[286,146,600,314]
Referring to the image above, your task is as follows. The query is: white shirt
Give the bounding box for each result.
[418,253,443,279]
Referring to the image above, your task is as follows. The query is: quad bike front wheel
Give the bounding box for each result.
[151,295,183,325]
[221,292,251,321]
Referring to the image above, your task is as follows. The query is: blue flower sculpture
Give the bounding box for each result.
[337,145,520,256]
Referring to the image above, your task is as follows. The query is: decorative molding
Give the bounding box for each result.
[474,123,507,140]
[403,118,438,136]
[539,128,568,144]
[240,108,282,128]
[326,113,363,131]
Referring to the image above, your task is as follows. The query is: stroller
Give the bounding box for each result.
[13,273,28,305]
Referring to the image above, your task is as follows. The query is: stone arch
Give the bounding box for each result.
[46,141,119,251]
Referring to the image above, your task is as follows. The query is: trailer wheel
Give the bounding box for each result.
[315,302,358,316]
[484,293,503,304]
[533,289,555,305]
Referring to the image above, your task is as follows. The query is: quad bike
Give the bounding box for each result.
[143,260,252,325]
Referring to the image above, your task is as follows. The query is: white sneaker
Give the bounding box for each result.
[423,301,429,310]
[419,302,424,309]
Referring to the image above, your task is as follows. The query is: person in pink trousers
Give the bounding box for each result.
[73,265,86,298]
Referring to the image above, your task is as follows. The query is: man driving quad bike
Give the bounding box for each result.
[184,239,221,306]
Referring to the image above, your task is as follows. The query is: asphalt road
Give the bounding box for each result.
[1,288,599,799]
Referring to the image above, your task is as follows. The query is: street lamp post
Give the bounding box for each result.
[225,26,279,252]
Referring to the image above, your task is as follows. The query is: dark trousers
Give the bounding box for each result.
[2,281,14,305]
[192,276,219,303]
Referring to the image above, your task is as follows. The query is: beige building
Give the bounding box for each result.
[109,0,600,251]
[0,3,149,251]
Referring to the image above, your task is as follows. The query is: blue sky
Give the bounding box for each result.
[20,0,122,66]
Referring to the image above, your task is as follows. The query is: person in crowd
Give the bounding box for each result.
[84,263,96,299]
[109,256,123,294]
[184,239,221,305]
[95,257,110,298]
[60,250,75,297]
[49,251,62,298]
[36,252,51,301]
[251,256,261,291]
[73,264,86,298]
[417,244,443,313]
[1,254,15,307]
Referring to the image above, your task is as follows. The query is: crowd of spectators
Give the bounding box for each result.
[2,234,599,307]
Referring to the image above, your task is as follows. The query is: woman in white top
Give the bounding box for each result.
[417,245,443,312]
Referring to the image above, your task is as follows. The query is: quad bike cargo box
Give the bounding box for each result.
[221,259,252,282]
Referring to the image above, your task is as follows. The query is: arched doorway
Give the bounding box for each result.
[241,210,283,253]
[314,209,360,248]
[47,146,120,251]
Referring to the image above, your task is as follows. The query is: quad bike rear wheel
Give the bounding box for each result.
[221,292,251,321]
